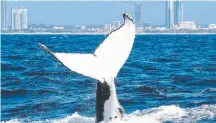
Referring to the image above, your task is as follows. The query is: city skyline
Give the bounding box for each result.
[3,1,216,26]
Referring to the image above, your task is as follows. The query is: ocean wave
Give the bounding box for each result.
[201,88,216,93]
[21,71,71,76]
[1,89,57,98]
[2,104,216,123]
[190,79,216,86]
[1,65,26,71]
[152,58,180,63]
[7,55,26,60]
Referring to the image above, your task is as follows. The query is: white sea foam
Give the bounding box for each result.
[2,104,216,123]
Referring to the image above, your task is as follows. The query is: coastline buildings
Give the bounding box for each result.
[1,1,213,33]
[135,3,142,28]
[179,21,196,29]
[143,22,151,28]
[104,21,120,31]
[104,24,112,31]
[11,7,28,31]
[1,0,7,30]
[74,25,86,30]
[112,21,120,29]
[165,0,183,29]
[53,26,64,30]
[208,24,216,29]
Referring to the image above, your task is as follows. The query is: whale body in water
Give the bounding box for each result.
[39,13,135,123]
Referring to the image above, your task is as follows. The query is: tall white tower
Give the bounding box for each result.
[174,0,183,26]
[135,3,142,28]
[165,0,174,29]
[12,7,28,31]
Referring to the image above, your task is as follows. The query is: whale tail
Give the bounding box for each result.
[40,13,135,123]
[39,13,135,82]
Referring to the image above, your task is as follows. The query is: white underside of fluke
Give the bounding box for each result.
[39,13,135,82]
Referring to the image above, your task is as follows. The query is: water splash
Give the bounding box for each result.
[2,104,216,123]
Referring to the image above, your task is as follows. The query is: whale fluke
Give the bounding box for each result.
[39,13,135,82]
[40,12,135,123]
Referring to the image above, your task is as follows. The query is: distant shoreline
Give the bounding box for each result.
[1,32,216,35]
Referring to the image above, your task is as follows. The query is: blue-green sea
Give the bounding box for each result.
[1,34,216,123]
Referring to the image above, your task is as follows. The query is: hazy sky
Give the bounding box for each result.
[6,1,216,26]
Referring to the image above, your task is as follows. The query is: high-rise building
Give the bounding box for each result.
[135,3,142,28]
[174,0,183,26]
[165,0,174,29]
[12,7,28,31]
[165,1,170,28]
[1,0,7,30]
[166,0,183,29]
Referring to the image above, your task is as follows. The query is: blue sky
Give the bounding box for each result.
[6,1,216,26]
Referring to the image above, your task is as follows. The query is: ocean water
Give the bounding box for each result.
[1,34,216,123]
